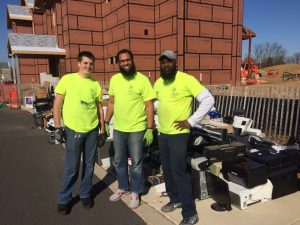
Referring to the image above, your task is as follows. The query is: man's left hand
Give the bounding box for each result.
[174,120,191,131]
[143,128,153,147]
[98,133,107,148]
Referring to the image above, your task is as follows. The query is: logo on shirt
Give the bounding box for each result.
[90,89,95,97]
[128,84,134,94]
[171,87,177,97]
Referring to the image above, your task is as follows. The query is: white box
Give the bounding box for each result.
[154,182,166,194]
[228,179,273,209]
[101,157,112,169]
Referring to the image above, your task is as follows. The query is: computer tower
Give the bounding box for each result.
[191,169,209,200]
[281,149,300,171]
[281,148,300,188]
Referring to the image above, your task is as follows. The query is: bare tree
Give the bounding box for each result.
[291,52,300,64]
[252,42,287,67]
[286,52,300,64]
[272,43,286,65]
[294,52,300,64]
[286,56,293,64]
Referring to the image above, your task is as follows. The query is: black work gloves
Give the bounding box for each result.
[98,133,107,148]
[55,128,66,143]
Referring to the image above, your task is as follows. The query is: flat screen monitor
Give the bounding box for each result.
[206,171,232,211]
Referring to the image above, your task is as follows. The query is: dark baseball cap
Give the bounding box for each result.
[159,50,177,60]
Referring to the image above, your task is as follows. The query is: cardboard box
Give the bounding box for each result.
[35,86,48,99]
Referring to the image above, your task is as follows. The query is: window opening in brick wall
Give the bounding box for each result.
[109,57,114,64]
[49,56,60,77]
[144,29,148,36]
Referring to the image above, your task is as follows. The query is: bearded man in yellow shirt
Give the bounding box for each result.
[105,49,155,209]
[154,50,215,225]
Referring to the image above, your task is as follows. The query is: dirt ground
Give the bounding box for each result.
[259,64,300,86]
[262,77,300,86]
[263,64,300,75]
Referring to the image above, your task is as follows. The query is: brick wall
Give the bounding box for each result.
[12,0,244,85]
[18,55,60,84]
[101,1,131,81]
[61,0,105,81]
[128,1,155,82]
[83,0,242,84]
[183,0,243,85]
[12,20,32,34]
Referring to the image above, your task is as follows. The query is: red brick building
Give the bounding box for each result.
[7,0,243,86]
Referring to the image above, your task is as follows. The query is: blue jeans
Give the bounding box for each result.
[113,129,145,194]
[58,126,98,204]
[158,133,197,218]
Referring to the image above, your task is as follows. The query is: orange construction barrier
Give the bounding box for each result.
[9,91,19,109]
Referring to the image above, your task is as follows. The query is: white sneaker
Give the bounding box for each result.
[130,192,140,209]
[109,189,128,202]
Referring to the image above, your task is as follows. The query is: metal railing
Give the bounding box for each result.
[203,84,300,143]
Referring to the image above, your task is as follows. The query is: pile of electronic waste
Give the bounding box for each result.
[187,113,300,211]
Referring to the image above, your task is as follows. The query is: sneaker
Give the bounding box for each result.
[130,192,140,209]
[109,189,128,202]
[80,197,94,209]
[57,203,70,215]
[179,214,199,225]
[161,202,182,212]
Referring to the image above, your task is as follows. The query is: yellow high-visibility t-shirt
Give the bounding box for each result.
[108,72,155,132]
[55,73,102,132]
[154,71,205,134]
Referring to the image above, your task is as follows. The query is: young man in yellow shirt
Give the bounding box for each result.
[105,49,155,209]
[154,50,215,225]
[53,51,106,215]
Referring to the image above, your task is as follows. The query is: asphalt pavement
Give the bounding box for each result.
[0,108,147,225]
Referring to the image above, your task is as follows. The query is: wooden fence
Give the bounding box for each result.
[203,84,300,143]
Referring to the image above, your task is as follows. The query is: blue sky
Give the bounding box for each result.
[0,0,299,62]
[0,0,19,62]
[242,0,300,57]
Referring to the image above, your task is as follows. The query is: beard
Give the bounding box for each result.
[119,63,137,78]
[160,67,177,81]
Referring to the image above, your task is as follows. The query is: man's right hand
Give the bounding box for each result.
[105,123,110,137]
[55,127,66,143]
[98,133,107,148]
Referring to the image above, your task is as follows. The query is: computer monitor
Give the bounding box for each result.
[24,96,35,108]
[206,171,232,211]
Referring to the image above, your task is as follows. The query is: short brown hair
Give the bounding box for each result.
[77,51,95,62]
